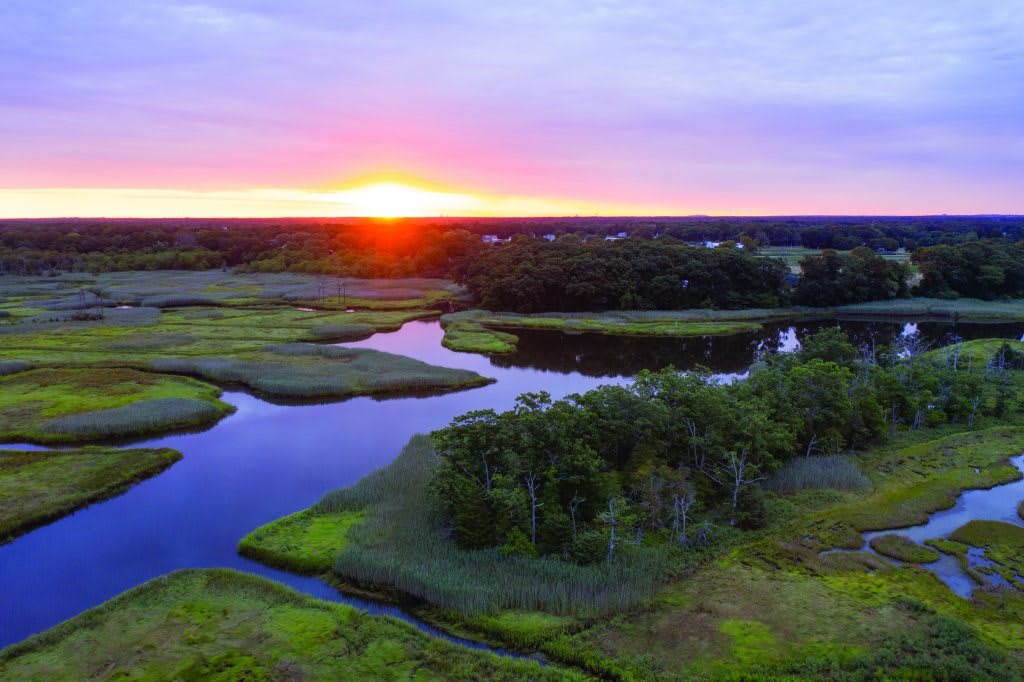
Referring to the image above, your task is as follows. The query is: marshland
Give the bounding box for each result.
[4,221,1024,679]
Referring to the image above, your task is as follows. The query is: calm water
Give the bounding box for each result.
[857,455,1024,597]
[1,318,1021,649]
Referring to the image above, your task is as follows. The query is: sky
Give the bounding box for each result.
[1,1,1023,217]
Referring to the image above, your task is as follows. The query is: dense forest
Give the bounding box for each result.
[913,240,1024,299]
[2,218,1024,310]
[793,247,910,305]
[430,329,1016,561]
[458,238,788,311]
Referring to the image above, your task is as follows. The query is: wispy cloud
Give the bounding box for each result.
[1,1,1022,213]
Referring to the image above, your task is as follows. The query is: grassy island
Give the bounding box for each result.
[0,367,233,444]
[0,446,181,543]
[0,569,572,681]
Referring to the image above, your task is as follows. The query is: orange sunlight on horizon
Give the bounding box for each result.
[323,181,480,217]
[0,178,695,219]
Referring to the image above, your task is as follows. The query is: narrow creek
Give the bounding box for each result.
[1,318,1020,652]
[830,454,1024,597]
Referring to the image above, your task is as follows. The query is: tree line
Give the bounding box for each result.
[430,329,1016,563]
[912,240,1024,299]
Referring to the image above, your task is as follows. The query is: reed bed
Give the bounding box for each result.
[317,436,675,618]
[764,455,871,494]
[304,322,376,341]
[151,346,488,399]
[140,294,221,308]
[105,332,196,350]
[40,398,228,440]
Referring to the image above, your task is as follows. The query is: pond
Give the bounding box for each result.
[0,317,1021,650]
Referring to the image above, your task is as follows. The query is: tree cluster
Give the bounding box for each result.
[794,247,910,305]
[430,329,1007,563]
[912,240,1024,299]
[457,238,789,312]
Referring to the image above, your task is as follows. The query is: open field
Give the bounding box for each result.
[759,246,914,272]
[0,447,181,543]
[0,367,232,444]
[0,569,574,681]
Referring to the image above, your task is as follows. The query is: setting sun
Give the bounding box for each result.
[325,182,479,217]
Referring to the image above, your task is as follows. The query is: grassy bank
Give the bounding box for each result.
[820,427,1024,533]
[441,310,763,354]
[238,508,364,574]
[241,436,680,621]
[0,569,575,680]
[0,367,233,444]
[0,446,181,543]
[440,298,1024,354]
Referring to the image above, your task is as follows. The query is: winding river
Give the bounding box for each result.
[1,318,1021,651]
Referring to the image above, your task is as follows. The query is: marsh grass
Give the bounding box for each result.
[152,346,490,399]
[238,509,364,574]
[40,398,227,440]
[140,294,220,307]
[105,332,196,350]
[764,455,871,494]
[305,322,376,341]
[868,534,940,563]
[0,569,571,681]
[0,368,232,444]
[315,436,677,618]
[0,446,181,543]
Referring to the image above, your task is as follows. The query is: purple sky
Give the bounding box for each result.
[1,1,1023,216]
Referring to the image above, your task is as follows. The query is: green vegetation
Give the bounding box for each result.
[869,534,940,563]
[0,569,575,681]
[441,310,761,353]
[461,238,789,312]
[822,428,1024,532]
[914,239,1024,299]
[0,367,233,444]
[0,273,493,402]
[0,447,181,543]
[794,247,910,305]
[239,509,364,574]
[151,345,491,400]
[316,436,679,617]
[442,305,1024,356]
[431,327,1010,561]
[764,455,871,494]
[231,330,1024,678]
[944,521,1024,587]
[950,520,1024,548]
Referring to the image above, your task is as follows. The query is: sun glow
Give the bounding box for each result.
[324,181,479,217]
